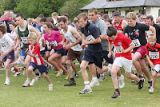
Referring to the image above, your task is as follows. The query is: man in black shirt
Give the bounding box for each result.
[124,12,156,91]
[77,13,103,94]
[146,15,160,44]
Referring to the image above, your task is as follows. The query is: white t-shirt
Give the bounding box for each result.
[62,25,82,52]
[9,31,17,40]
[0,33,14,53]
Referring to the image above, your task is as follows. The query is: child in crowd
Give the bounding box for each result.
[0,25,15,85]
[107,27,144,99]
[26,32,53,91]
[146,36,160,93]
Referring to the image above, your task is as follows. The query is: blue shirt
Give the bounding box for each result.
[81,22,102,52]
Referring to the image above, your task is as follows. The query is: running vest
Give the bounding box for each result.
[113,19,123,31]
[17,24,29,49]
[63,25,82,52]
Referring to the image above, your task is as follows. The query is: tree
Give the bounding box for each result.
[59,0,92,19]
[0,0,17,15]
[0,0,92,18]
[14,0,54,18]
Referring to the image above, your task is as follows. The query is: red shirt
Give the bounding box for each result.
[146,43,160,65]
[29,42,44,65]
[109,33,132,60]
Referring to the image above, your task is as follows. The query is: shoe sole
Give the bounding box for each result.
[79,91,92,94]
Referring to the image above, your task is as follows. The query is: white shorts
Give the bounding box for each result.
[113,57,132,72]
[152,64,160,73]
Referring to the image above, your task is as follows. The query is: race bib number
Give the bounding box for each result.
[0,41,10,52]
[132,39,141,47]
[21,37,28,44]
[51,41,58,47]
[115,46,123,53]
[86,35,95,41]
[149,51,159,59]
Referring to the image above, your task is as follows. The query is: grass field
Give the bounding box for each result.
[0,70,160,107]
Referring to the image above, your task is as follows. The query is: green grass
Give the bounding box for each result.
[0,70,160,107]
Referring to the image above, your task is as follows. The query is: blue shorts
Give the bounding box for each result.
[2,51,15,62]
[29,62,48,74]
[82,50,103,68]
[20,49,26,57]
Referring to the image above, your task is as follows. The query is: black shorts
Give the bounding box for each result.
[29,62,48,74]
[40,50,46,57]
[2,51,15,62]
[102,50,113,64]
[82,50,103,68]
[55,48,67,56]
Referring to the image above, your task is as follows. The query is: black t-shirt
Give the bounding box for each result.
[124,23,149,47]
[153,24,160,44]
[81,22,102,52]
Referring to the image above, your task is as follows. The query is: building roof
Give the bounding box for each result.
[81,0,160,10]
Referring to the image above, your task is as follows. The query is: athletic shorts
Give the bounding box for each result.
[133,46,147,59]
[29,62,48,74]
[113,57,132,72]
[20,49,26,57]
[102,50,113,64]
[152,64,160,73]
[55,48,67,56]
[67,49,82,61]
[82,50,103,68]
[2,51,15,62]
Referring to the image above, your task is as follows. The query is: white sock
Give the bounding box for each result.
[84,81,90,89]
[92,77,98,81]
[6,77,10,81]
[100,73,104,77]
[26,78,30,81]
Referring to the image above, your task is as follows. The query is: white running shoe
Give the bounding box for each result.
[90,80,100,88]
[79,87,92,94]
[22,79,31,87]
[4,78,10,85]
[48,84,53,91]
[149,87,154,94]
[99,73,105,82]
[118,75,125,89]
[29,79,36,86]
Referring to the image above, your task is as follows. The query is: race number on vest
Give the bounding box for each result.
[115,46,123,53]
[132,39,141,47]
[149,51,159,59]
[51,41,58,47]
[21,37,28,44]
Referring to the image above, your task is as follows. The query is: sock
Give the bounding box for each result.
[92,77,98,81]
[115,89,120,94]
[70,78,75,82]
[6,77,10,81]
[26,78,30,81]
[148,81,152,87]
[100,73,104,77]
[84,81,90,89]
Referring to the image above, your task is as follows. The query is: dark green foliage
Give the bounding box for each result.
[0,0,93,18]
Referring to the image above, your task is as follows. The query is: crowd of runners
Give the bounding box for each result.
[0,9,160,99]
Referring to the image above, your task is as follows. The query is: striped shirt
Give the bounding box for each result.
[29,42,44,65]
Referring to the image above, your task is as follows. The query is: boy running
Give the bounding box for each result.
[26,32,53,91]
[107,27,144,99]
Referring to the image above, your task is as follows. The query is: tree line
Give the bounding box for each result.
[0,0,92,18]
